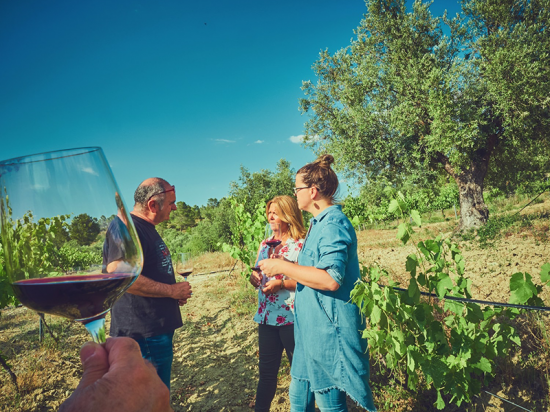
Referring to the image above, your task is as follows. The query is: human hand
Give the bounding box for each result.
[178,299,187,306]
[171,281,192,300]
[249,271,262,288]
[261,279,282,294]
[268,254,290,262]
[59,337,172,412]
[259,258,288,277]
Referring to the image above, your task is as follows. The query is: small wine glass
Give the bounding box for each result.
[250,250,261,272]
[0,147,143,343]
[176,252,194,281]
[250,250,264,290]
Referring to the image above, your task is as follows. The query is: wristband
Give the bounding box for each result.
[281,278,285,289]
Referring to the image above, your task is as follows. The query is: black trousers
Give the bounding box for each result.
[255,323,295,412]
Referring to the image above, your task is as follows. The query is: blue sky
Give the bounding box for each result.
[1,0,461,209]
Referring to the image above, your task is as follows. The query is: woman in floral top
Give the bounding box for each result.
[249,195,306,412]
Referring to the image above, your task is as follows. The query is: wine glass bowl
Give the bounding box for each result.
[265,222,281,248]
[0,147,143,342]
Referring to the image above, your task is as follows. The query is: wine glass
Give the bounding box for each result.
[176,252,193,281]
[250,250,264,290]
[0,147,143,343]
[265,222,282,250]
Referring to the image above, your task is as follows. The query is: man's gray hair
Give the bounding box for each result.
[134,178,170,210]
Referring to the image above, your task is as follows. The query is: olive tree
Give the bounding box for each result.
[300,0,550,228]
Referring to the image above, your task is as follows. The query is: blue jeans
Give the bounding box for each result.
[289,378,348,412]
[134,332,174,391]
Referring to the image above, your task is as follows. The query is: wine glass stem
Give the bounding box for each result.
[83,316,107,343]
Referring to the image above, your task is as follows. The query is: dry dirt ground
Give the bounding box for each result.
[1,204,550,411]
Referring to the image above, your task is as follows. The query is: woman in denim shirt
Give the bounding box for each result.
[259,155,376,412]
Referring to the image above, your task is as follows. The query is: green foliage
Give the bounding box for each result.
[69,213,100,246]
[510,264,550,308]
[157,200,200,232]
[229,159,296,216]
[0,243,16,309]
[459,211,549,248]
[156,159,297,256]
[1,210,70,283]
[156,197,235,256]
[0,197,102,308]
[300,0,550,228]
[188,198,234,253]
[57,241,102,272]
[343,182,459,228]
[222,198,266,279]
[349,194,549,409]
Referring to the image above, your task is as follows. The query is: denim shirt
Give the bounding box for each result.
[291,205,376,411]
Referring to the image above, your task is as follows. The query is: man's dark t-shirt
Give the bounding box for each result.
[107,214,183,339]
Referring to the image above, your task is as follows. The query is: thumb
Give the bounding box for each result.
[76,341,110,390]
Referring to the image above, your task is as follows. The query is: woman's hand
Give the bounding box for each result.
[259,258,291,277]
[269,253,292,262]
[261,279,283,294]
[249,271,262,288]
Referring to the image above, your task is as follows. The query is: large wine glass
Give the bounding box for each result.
[0,147,143,343]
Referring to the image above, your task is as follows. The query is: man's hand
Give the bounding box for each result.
[59,337,172,412]
[170,281,192,300]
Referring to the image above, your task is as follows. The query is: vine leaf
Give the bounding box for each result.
[388,199,400,214]
[406,254,418,277]
[410,210,421,227]
[510,272,537,304]
[541,263,550,283]
[397,223,410,244]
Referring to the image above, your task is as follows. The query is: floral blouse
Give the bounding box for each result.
[253,237,304,326]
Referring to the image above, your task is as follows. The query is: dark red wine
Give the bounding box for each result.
[266,239,282,248]
[252,266,261,272]
[11,273,137,321]
[178,271,192,277]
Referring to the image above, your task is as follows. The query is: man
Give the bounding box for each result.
[103,177,192,391]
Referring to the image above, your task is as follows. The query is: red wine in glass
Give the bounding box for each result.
[11,273,137,321]
[176,253,193,280]
[266,239,282,248]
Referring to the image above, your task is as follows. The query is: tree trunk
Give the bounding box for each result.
[455,165,489,229]
[436,134,497,230]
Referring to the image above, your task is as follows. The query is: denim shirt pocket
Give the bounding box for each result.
[298,247,316,266]
[315,291,337,326]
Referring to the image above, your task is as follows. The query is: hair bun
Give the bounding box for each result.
[317,154,334,168]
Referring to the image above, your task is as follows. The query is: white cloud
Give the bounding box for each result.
[289,134,320,144]
[82,167,99,176]
[254,140,264,144]
[215,139,236,143]
[289,135,305,144]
